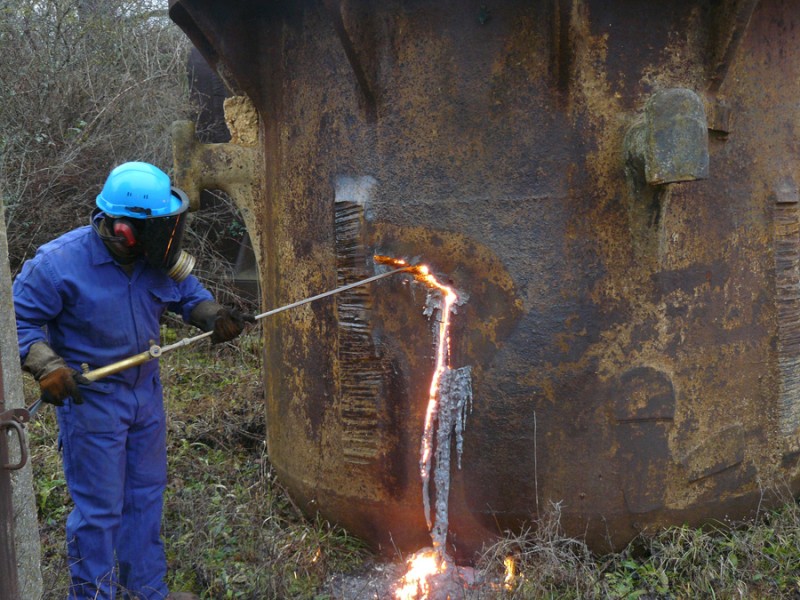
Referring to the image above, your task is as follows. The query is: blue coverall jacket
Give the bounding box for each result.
[13,224,213,599]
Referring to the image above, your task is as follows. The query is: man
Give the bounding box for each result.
[13,162,253,599]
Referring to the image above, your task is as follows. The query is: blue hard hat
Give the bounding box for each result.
[96,162,186,218]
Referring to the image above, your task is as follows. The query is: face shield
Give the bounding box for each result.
[138,187,195,281]
[92,186,196,281]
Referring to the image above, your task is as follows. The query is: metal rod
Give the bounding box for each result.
[160,266,414,353]
[83,347,163,382]
[27,266,413,417]
[26,398,43,418]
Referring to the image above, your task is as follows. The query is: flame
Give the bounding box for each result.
[374,255,459,510]
[503,556,516,589]
[419,269,457,489]
[394,549,447,600]
[375,255,460,599]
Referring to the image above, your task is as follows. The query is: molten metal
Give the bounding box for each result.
[376,255,468,599]
[375,255,461,539]
[503,556,516,590]
[394,549,445,600]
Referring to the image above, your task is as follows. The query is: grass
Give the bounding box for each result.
[475,501,800,599]
[25,321,800,599]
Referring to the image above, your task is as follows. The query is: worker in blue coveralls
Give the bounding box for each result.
[13,162,254,600]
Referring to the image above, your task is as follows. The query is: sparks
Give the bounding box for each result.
[394,549,447,600]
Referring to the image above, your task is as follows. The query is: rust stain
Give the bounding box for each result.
[169,0,800,558]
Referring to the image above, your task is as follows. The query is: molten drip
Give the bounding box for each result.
[374,256,458,525]
[503,556,516,589]
[375,255,472,600]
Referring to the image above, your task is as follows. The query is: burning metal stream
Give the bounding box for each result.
[374,256,474,600]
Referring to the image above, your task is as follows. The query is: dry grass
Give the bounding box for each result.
[474,501,800,599]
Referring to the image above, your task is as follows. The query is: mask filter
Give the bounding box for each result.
[166,250,196,282]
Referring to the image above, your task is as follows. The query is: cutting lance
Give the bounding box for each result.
[26,266,413,417]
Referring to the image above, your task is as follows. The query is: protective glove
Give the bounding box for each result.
[24,341,90,406]
[39,367,90,406]
[211,307,256,344]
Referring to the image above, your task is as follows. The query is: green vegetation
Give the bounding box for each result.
[26,321,800,599]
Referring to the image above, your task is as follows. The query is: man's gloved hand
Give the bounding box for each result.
[211,307,256,344]
[39,367,90,406]
[24,341,90,407]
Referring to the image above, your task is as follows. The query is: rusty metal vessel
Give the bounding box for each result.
[168,0,800,559]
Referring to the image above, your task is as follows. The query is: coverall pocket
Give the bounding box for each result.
[65,380,123,434]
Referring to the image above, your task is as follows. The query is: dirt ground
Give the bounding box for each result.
[325,560,407,599]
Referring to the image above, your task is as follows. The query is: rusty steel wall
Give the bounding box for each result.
[169,0,800,558]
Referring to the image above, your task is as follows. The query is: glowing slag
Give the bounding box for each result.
[374,255,473,600]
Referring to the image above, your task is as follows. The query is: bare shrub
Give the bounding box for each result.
[0,0,194,273]
[475,502,601,598]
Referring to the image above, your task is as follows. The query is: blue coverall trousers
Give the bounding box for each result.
[57,377,168,599]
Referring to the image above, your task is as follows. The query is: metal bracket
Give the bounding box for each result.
[0,408,30,471]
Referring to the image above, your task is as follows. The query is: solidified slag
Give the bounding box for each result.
[430,366,473,551]
[375,255,472,558]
